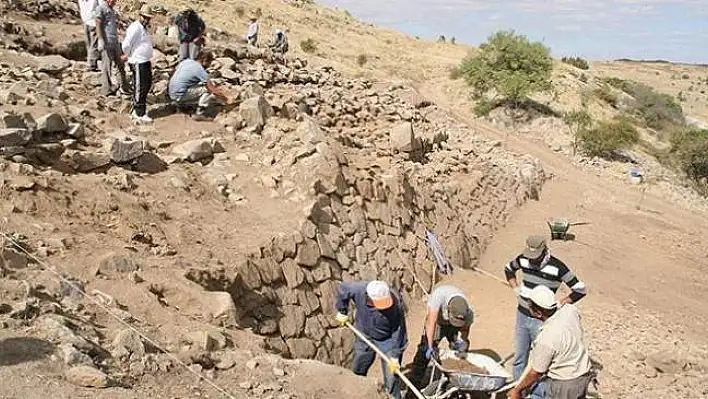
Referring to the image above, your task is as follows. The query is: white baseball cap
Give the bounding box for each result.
[528,285,558,310]
[366,280,393,310]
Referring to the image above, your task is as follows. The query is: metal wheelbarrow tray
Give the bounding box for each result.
[438,349,511,392]
[426,349,512,396]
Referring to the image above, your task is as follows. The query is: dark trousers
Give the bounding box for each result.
[130,61,152,117]
[352,338,402,399]
[410,324,459,386]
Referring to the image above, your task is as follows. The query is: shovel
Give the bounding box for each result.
[344,322,427,399]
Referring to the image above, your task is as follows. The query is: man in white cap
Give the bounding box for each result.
[410,284,474,386]
[505,235,587,399]
[509,285,592,399]
[121,5,154,123]
[335,280,408,399]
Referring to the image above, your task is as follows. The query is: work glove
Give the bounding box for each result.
[452,338,469,353]
[97,40,105,52]
[425,346,438,361]
[335,312,349,327]
[386,359,400,375]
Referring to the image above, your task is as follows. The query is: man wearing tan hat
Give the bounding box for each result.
[245,14,259,46]
[410,284,474,386]
[505,235,587,399]
[121,5,154,123]
[335,280,408,399]
[509,285,592,399]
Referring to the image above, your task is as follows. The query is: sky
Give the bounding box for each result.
[318,0,708,64]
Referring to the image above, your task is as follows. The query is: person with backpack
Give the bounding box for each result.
[172,8,206,61]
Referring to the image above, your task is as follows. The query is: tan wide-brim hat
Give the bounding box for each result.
[139,5,154,18]
[522,235,547,260]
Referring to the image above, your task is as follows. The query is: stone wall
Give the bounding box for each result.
[220,142,545,366]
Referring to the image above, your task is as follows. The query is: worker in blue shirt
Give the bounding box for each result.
[335,280,408,399]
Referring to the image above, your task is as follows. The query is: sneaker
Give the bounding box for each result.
[192,113,213,122]
[130,110,140,121]
[139,114,153,124]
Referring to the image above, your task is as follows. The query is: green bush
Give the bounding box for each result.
[300,38,317,53]
[601,77,684,129]
[448,66,462,80]
[459,30,553,105]
[561,56,590,70]
[579,73,588,83]
[593,85,618,107]
[563,109,593,154]
[473,99,503,117]
[578,115,639,158]
[670,128,708,184]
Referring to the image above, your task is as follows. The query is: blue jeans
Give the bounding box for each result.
[513,310,546,399]
[352,338,402,399]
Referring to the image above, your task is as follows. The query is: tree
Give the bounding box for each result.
[460,30,553,113]
[563,109,593,155]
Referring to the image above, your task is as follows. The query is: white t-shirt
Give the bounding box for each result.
[531,304,592,380]
[122,21,154,64]
[427,285,474,327]
[78,0,98,27]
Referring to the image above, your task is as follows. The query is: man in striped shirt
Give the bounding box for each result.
[505,235,587,399]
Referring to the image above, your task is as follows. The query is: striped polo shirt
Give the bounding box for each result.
[504,254,587,316]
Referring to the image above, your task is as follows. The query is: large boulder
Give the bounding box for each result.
[104,135,146,163]
[390,122,417,152]
[0,129,33,147]
[36,113,69,133]
[171,138,225,163]
[0,112,26,129]
[36,55,72,75]
[65,366,111,388]
[61,150,111,173]
[239,95,273,133]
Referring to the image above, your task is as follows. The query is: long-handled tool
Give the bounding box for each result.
[345,322,426,399]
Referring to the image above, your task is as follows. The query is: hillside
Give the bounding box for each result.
[0,0,707,399]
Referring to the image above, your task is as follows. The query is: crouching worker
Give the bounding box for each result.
[509,286,593,399]
[335,280,408,399]
[269,29,289,54]
[411,285,474,385]
[167,50,231,121]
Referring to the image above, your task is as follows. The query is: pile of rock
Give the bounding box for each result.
[1,111,169,174]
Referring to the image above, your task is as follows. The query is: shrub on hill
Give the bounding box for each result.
[300,38,317,53]
[602,77,685,129]
[459,30,553,117]
[578,115,639,158]
[561,56,590,70]
[670,128,708,193]
[356,54,368,67]
[563,109,593,155]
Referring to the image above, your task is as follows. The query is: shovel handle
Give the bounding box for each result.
[345,322,426,399]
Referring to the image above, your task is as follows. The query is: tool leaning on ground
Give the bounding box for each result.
[342,320,427,399]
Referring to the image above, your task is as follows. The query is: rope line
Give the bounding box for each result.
[0,231,238,399]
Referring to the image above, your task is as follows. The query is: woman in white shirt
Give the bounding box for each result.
[121,6,154,123]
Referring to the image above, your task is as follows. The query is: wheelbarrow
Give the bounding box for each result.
[421,349,515,399]
[547,218,590,241]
